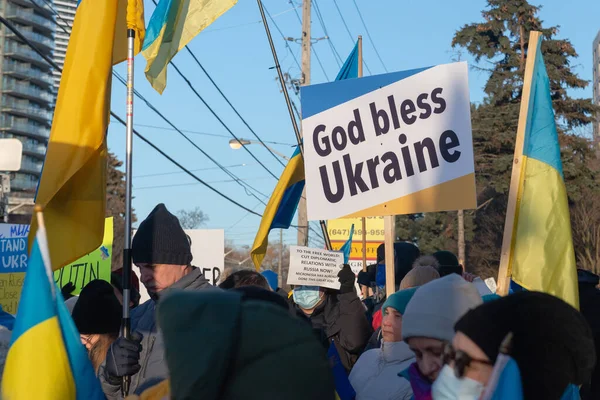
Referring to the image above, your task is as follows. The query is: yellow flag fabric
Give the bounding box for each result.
[113,0,146,64]
[508,38,579,309]
[142,0,237,94]
[28,0,119,271]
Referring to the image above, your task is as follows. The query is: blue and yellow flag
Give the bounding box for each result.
[251,147,305,269]
[142,0,237,94]
[506,34,579,309]
[338,224,354,264]
[335,42,359,81]
[30,0,143,270]
[3,224,104,399]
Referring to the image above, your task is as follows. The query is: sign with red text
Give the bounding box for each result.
[301,62,477,220]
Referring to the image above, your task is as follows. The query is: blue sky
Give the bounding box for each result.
[106,0,600,250]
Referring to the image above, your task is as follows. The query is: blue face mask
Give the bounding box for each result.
[432,365,485,400]
[293,286,322,309]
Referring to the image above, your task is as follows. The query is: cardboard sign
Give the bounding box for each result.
[301,62,476,220]
[0,224,29,313]
[137,229,225,304]
[287,246,344,289]
[54,217,113,295]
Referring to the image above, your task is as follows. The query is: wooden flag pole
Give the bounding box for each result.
[384,215,396,296]
[357,36,369,273]
[497,30,541,295]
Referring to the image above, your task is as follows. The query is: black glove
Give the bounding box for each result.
[104,332,143,384]
[338,264,356,294]
[61,282,76,300]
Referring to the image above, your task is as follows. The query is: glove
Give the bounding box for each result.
[104,332,143,384]
[60,282,76,300]
[338,264,356,294]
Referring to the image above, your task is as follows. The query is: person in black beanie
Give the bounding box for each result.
[98,203,212,400]
[442,292,596,400]
[72,280,121,373]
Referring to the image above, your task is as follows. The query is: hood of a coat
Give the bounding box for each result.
[381,340,414,364]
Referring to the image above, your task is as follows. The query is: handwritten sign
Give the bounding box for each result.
[287,246,344,290]
[0,224,30,313]
[54,217,113,295]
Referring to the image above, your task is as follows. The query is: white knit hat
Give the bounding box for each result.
[402,274,482,342]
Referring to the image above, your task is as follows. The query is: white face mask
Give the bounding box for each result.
[432,365,485,400]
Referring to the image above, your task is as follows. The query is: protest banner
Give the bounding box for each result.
[329,216,384,274]
[301,62,477,221]
[54,217,113,295]
[137,229,225,303]
[287,246,344,290]
[0,224,29,313]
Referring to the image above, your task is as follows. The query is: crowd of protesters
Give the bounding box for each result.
[10,203,598,399]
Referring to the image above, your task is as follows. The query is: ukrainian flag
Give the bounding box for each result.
[251,147,305,269]
[30,0,144,270]
[507,33,579,309]
[3,223,104,399]
[142,0,237,94]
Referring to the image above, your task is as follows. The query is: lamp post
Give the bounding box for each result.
[228,138,290,161]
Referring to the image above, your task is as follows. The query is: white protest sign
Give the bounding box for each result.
[287,246,344,290]
[136,229,224,304]
[301,62,476,220]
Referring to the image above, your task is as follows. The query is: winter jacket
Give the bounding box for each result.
[296,291,372,372]
[99,267,211,399]
[349,341,414,400]
[578,270,600,400]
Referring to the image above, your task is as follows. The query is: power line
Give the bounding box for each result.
[351,0,388,72]
[135,176,272,190]
[331,0,373,75]
[290,4,330,81]
[149,0,287,168]
[134,163,251,178]
[311,0,344,67]
[263,5,301,71]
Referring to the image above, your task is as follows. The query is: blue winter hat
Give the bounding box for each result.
[382,287,418,315]
[261,270,278,291]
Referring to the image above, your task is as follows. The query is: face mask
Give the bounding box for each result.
[432,365,485,400]
[293,286,322,309]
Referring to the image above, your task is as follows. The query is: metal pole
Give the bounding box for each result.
[256,0,333,250]
[279,228,283,288]
[121,28,135,397]
[357,36,367,273]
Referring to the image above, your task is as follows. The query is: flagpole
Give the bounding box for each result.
[121,27,135,397]
[256,0,332,251]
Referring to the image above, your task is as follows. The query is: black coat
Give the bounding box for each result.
[578,271,600,400]
[294,291,373,372]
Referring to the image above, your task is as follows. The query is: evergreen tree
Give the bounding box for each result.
[397,0,599,277]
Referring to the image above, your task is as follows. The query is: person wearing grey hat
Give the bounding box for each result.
[400,274,482,400]
[99,203,212,400]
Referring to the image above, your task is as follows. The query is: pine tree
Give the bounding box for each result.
[397,0,599,277]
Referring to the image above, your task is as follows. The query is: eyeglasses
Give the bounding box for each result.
[442,342,493,378]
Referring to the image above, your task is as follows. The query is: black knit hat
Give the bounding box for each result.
[72,280,122,335]
[455,291,596,400]
[433,250,463,277]
[132,203,193,266]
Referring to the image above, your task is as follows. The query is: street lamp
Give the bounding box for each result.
[228,138,290,161]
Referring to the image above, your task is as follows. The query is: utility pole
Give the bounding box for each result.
[279,228,283,288]
[297,0,311,246]
[457,210,465,269]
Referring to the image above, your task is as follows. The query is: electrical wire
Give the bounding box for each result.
[331,0,373,75]
[135,176,272,190]
[263,5,301,71]
[290,3,330,81]
[351,0,388,72]
[134,163,250,178]
[311,0,344,67]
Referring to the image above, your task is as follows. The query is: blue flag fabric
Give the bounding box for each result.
[489,356,523,400]
[335,42,359,80]
[328,341,356,400]
[338,224,354,264]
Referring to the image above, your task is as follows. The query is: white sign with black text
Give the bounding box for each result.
[287,246,344,290]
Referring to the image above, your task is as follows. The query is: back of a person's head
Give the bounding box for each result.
[72,280,122,335]
[402,274,482,342]
[432,251,463,277]
[400,265,440,290]
[219,269,271,291]
[412,255,440,270]
[394,242,421,285]
[455,291,595,400]
[157,290,335,400]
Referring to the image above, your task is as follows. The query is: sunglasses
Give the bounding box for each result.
[442,342,493,378]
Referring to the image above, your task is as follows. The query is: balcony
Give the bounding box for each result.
[0,116,50,141]
[2,78,54,105]
[6,29,53,52]
[3,61,53,88]
[10,175,38,191]
[20,159,43,176]
[8,0,54,18]
[5,5,55,33]
[1,97,52,123]
[21,141,47,160]
[3,40,49,69]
